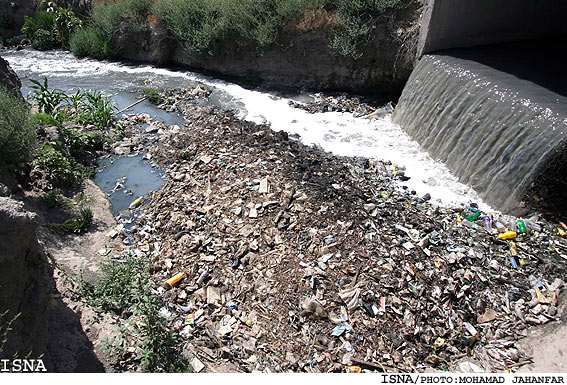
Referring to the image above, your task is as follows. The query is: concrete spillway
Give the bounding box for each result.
[392,40,567,212]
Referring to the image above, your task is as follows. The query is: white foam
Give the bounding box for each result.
[4,49,492,210]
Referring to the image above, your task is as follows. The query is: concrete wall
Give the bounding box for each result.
[418,0,567,56]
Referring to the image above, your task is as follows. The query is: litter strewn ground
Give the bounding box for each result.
[101,86,567,373]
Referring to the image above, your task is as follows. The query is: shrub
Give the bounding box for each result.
[32,28,57,50]
[78,256,189,372]
[22,4,82,50]
[330,0,414,59]
[69,26,114,59]
[0,87,35,170]
[153,0,325,55]
[142,88,163,105]
[33,142,90,187]
[60,207,93,233]
[30,112,62,128]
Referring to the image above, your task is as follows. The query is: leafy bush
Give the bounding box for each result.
[31,28,57,50]
[30,112,62,128]
[60,207,93,233]
[79,256,189,372]
[70,0,152,59]
[62,128,101,160]
[69,26,114,59]
[330,0,414,59]
[154,0,325,55]
[142,88,163,105]
[41,188,68,208]
[0,87,35,170]
[22,3,82,50]
[33,142,90,187]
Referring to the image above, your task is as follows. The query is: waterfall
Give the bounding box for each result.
[392,50,567,212]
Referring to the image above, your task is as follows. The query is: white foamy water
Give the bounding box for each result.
[3,49,491,211]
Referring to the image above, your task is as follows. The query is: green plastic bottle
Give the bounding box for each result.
[516,220,527,235]
[465,212,481,222]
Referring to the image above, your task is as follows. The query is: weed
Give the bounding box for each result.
[154,0,325,55]
[78,256,190,372]
[33,142,89,187]
[142,88,163,105]
[41,188,68,208]
[31,28,57,50]
[29,78,66,117]
[30,112,62,128]
[29,78,117,129]
[22,3,82,49]
[0,86,35,170]
[62,127,102,161]
[329,0,415,59]
[59,207,93,233]
[70,26,114,59]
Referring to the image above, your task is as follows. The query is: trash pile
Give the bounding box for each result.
[288,93,379,116]
[104,91,566,373]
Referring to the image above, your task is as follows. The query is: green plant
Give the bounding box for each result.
[62,128,102,160]
[154,0,325,55]
[0,10,14,29]
[33,142,89,187]
[41,188,68,208]
[50,3,83,48]
[0,86,35,170]
[69,26,114,59]
[32,28,57,50]
[22,3,82,49]
[22,10,55,39]
[59,207,93,233]
[79,256,189,372]
[29,78,66,117]
[330,0,414,59]
[30,112,62,128]
[142,88,163,105]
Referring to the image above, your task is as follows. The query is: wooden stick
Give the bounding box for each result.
[115,97,147,115]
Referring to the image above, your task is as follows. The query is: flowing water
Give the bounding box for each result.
[392,41,567,212]
[3,49,491,211]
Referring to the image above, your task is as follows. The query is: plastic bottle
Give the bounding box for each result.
[498,231,517,240]
[462,219,481,231]
[516,220,528,235]
[524,219,542,232]
[509,241,518,257]
[465,212,481,222]
[482,216,492,231]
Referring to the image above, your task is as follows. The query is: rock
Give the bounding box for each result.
[0,197,49,359]
[0,56,23,100]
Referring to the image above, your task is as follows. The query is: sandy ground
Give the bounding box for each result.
[518,299,567,373]
[23,179,121,372]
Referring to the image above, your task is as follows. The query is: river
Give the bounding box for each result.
[3,48,491,212]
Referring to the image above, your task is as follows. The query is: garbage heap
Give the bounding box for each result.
[117,92,565,373]
[288,94,378,116]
